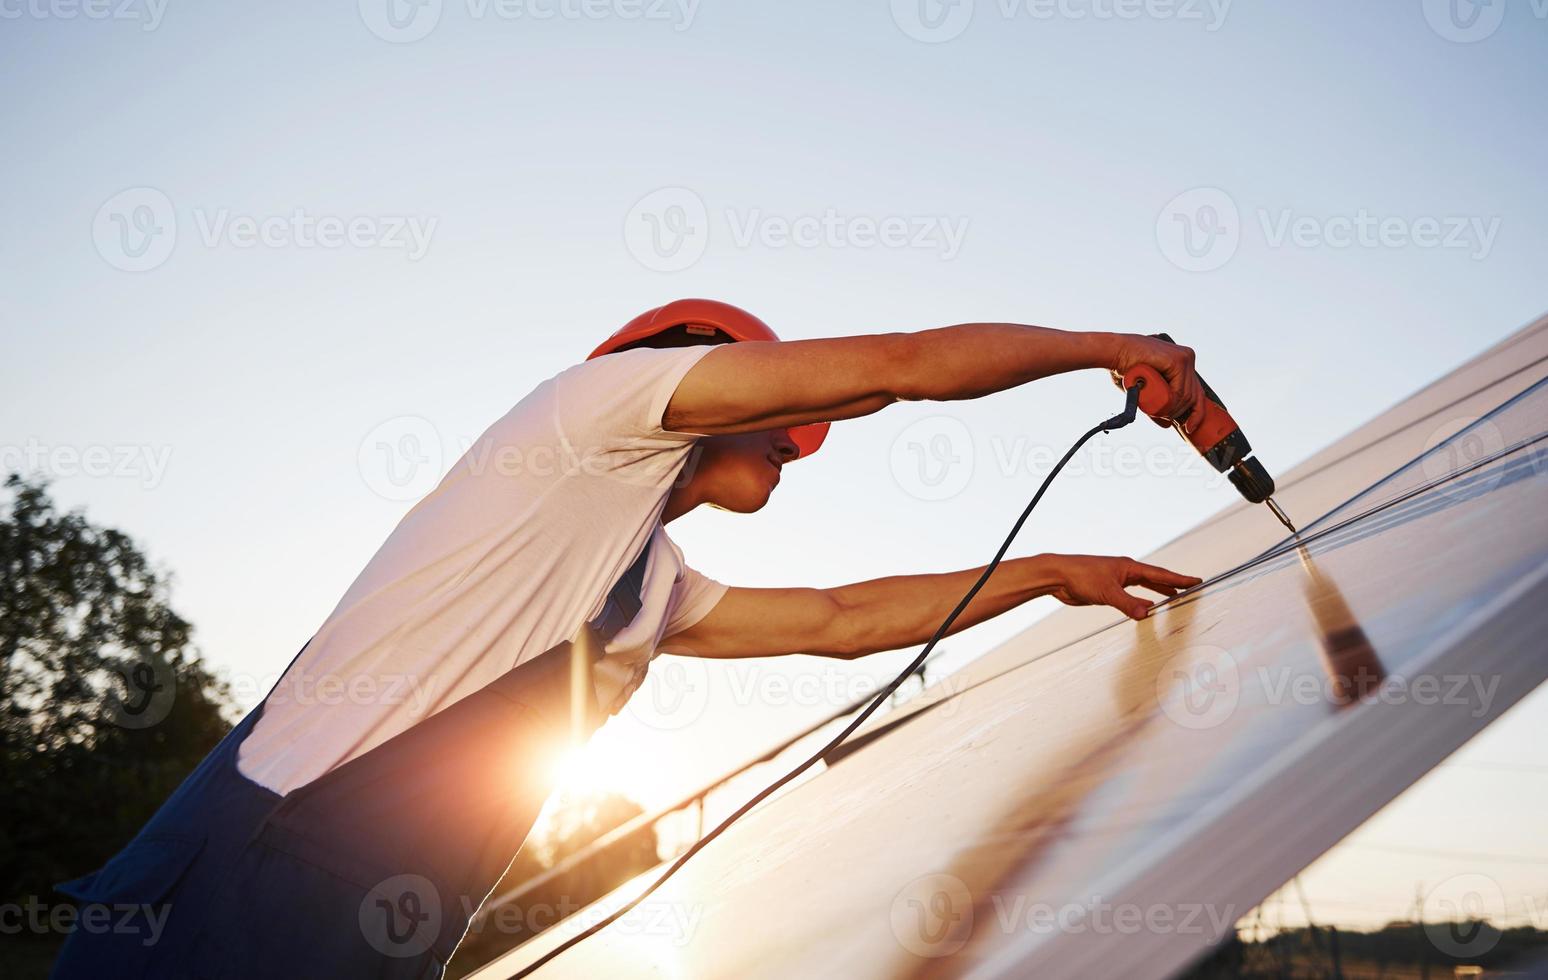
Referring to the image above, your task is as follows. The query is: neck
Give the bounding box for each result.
[661,485,700,524]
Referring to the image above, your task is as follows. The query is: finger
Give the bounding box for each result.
[1177,373,1203,430]
[1106,589,1152,621]
[1129,562,1203,589]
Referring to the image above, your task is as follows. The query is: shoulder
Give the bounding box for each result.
[552,346,718,445]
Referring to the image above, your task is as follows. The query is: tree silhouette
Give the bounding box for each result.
[1,474,232,975]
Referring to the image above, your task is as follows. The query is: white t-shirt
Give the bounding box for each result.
[237,346,729,796]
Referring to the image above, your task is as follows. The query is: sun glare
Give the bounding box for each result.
[550,742,630,798]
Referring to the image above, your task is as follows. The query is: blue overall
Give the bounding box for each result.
[51,544,652,979]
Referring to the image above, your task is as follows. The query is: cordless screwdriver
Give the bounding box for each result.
[1115,333,1299,535]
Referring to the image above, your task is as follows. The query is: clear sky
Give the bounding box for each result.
[4,0,1546,939]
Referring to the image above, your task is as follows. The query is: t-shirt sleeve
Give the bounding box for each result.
[553,345,718,454]
[663,563,729,638]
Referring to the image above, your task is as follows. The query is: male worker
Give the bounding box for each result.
[53,299,1204,978]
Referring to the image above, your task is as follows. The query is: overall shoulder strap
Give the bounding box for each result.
[586,537,654,644]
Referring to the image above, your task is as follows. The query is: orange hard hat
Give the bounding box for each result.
[588,298,830,458]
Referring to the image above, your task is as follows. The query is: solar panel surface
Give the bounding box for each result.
[469,317,1548,980]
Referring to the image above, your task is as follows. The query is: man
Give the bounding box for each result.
[53,299,1203,978]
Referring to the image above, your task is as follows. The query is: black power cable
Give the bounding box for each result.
[507,383,1146,978]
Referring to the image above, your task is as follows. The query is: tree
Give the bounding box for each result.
[0,474,233,973]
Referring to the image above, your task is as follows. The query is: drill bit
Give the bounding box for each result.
[1265,496,1298,535]
[1227,458,1299,534]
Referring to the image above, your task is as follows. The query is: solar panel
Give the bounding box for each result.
[468,316,1548,980]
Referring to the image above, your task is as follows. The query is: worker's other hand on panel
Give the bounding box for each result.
[1112,334,1204,429]
[1047,554,1203,621]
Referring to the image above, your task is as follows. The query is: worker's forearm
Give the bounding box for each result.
[824,554,1063,659]
[890,324,1121,403]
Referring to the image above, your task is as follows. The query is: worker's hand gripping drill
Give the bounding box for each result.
[1112,333,1299,534]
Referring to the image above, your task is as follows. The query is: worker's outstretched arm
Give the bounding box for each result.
[662,554,1201,660]
[664,325,1205,435]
